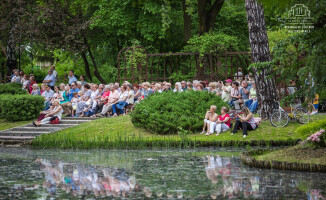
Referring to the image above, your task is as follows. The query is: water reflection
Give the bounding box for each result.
[36,158,138,198]
[204,156,260,199]
[0,148,325,199]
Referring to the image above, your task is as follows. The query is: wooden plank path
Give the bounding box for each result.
[0,117,98,145]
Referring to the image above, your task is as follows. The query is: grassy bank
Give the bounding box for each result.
[254,146,326,165]
[30,114,325,149]
[0,119,31,131]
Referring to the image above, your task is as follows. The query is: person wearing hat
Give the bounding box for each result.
[221,79,232,102]
[43,70,56,90]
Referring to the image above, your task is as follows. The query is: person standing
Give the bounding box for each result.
[43,70,56,90]
[51,66,58,80]
[68,70,77,85]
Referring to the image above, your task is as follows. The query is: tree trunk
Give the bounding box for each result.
[80,52,93,81]
[6,25,17,75]
[182,0,192,42]
[245,0,278,119]
[84,38,106,84]
[0,43,6,81]
[198,0,224,35]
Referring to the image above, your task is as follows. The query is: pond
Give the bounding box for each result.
[0,147,325,199]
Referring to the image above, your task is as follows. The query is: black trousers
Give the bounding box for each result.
[94,103,104,114]
[232,120,254,136]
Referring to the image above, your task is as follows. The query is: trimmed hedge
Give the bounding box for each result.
[130,90,228,134]
[0,83,27,95]
[0,94,44,121]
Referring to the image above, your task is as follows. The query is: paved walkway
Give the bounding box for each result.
[0,117,98,145]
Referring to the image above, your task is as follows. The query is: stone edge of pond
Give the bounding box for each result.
[24,138,302,149]
[240,149,326,173]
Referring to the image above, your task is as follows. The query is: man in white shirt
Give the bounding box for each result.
[11,70,21,83]
[234,68,243,80]
[43,70,56,90]
[68,70,77,85]
[51,66,58,80]
[42,85,55,110]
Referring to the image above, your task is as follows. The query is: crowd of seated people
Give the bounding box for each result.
[8,68,262,124]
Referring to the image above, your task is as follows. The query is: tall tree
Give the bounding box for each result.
[182,0,192,42]
[245,0,277,119]
[0,0,36,75]
[198,0,224,35]
[35,0,106,83]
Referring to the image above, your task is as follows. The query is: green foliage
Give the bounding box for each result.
[183,32,240,56]
[214,0,249,50]
[169,72,195,83]
[267,29,296,51]
[296,118,326,139]
[0,83,27,95]
[130,90,228,134]
[0,95,44,121]
[304,27,326,94]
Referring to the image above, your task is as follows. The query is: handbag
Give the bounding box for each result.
[50,116,60,124]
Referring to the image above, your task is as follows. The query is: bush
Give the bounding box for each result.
[296,118,326,138]
[0,95,44,121]
[0,83,27,95]
[130,90,228,134]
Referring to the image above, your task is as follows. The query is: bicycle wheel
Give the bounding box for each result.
[295,107,310,124]
[270,110,290,127]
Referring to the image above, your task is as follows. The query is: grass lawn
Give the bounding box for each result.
[0,119,32,131]
[254,146,326,165]
[31,114,326,149]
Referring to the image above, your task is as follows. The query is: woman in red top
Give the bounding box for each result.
[28,76,37,94]
[215,107,231,136]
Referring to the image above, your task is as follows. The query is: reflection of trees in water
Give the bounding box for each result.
[34,154,326,199]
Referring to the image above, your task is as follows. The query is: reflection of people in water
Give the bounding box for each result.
[35,158,138,198]
[307,189,325,200]
[204,155,232,184]
[203,155,265,199]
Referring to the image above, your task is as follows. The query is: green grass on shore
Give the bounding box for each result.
[30,114,325,149]
[254,146,326,165]
[0,119,31,131]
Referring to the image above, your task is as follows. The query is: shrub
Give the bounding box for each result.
[130,90,228,134]
[0,95,44,121]
[0,83,27,95]
[296,118,326,138]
